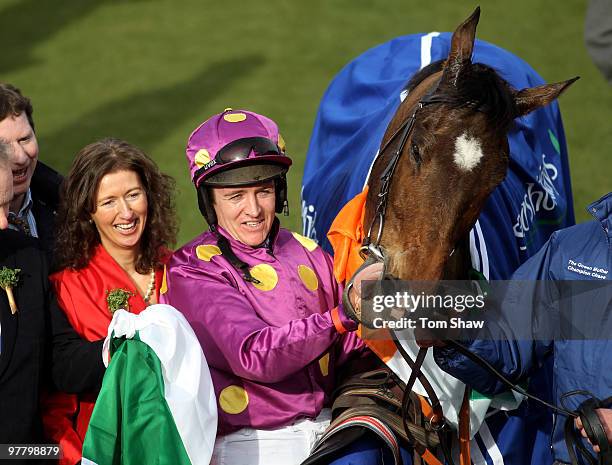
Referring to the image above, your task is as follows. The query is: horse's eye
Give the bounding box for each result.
[411,143,422,164]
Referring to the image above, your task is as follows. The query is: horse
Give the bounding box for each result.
[301,7,577,465]
[302,22,575,284]
[362,8,575,282]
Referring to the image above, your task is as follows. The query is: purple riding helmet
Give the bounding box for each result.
[186,108,293,226]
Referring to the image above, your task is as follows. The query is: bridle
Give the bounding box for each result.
[350,88,462,465]
[361,92,451,265]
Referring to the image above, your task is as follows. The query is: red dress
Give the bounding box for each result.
[42,245,165,465]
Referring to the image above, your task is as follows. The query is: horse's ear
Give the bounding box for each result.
[513,77,579,116]
[443,7,481,86]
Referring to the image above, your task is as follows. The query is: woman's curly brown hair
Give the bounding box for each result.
[54,138,178,273]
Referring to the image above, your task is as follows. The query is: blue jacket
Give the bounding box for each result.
[435,192,612,464]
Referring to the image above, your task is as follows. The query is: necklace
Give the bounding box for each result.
[143,270,156,303]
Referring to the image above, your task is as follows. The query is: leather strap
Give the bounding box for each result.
[333,368,394,394]
[392,340,454,465]
[459,386,471,465]
[565,396,612,465]
[392,340,445,427]
[331,361,451,465]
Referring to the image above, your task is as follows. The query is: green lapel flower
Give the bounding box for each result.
[106,288,134,314]
[0,267,21,314]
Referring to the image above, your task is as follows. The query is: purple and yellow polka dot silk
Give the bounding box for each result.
[160,225,363,435]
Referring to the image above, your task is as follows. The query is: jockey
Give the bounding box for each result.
[160,109,396,465]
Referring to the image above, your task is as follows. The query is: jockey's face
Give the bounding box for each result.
[212,180,276,247]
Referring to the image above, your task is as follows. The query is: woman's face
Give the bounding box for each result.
[91,169,148,257]
[212,180,276,247]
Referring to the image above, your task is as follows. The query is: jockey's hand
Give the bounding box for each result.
[348,262,384,318]
[575,408,612,452]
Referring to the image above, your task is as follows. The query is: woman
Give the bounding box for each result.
[43,138,178,465]
[160,109,390,465]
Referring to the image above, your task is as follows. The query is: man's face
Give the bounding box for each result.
[212,181,277,247]
[0,162,14,229]
[0,113,38,212]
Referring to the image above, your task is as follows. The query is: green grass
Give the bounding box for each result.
[1,0,609,245]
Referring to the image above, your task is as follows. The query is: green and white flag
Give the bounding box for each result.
[82,304,217,465]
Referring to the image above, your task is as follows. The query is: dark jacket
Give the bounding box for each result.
[30,162,63,259]
[0,230,104,462]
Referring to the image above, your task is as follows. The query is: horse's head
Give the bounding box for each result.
[365,7,577,281]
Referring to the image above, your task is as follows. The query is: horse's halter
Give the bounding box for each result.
[344,88,452,320]
[361,92,450,265]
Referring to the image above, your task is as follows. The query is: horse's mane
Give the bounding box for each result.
[404,60,445,92]
[404,59,518,132]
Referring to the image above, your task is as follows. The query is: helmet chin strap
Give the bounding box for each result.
[214,231,261,284]
[212,218,280,284]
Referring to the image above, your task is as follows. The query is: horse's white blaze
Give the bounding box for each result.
[453,133,483,171]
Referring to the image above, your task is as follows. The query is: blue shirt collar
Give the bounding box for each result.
[10,188,33,219]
